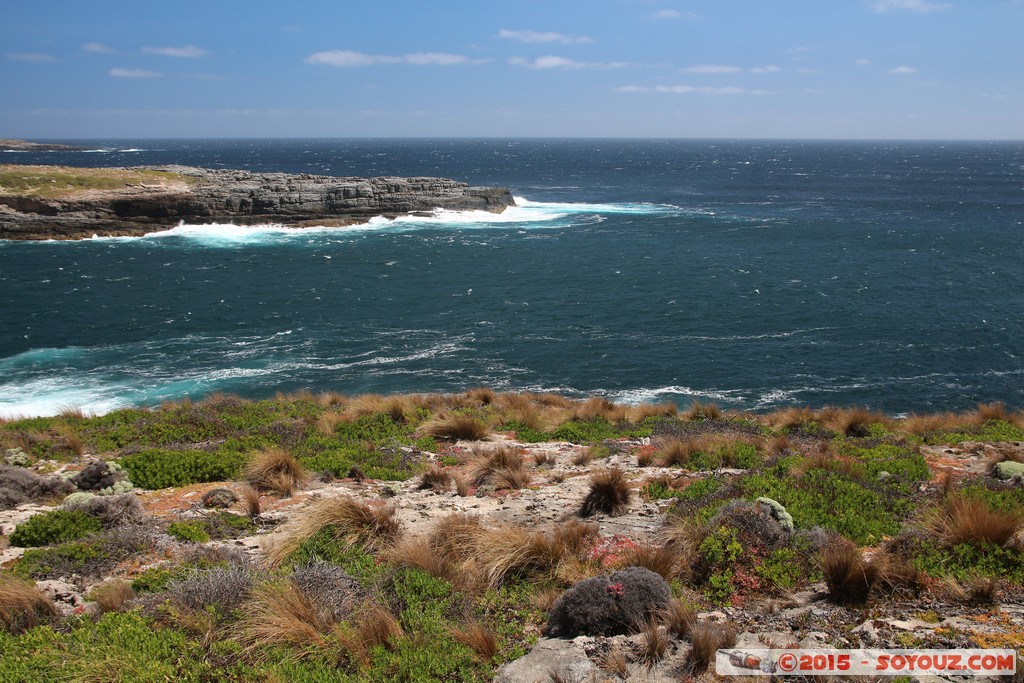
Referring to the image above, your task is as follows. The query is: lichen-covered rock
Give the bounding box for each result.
[202,488,239,509]
[4,448,30,467]
[994,461,1024,481]
[755,496,795,533]
[544,566,671,637]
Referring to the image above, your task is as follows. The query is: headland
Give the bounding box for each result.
[0,164,516,240]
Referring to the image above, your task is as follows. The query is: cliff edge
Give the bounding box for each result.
[0,164,516,240]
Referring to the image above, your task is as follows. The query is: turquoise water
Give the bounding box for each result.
[1,139,1022,416]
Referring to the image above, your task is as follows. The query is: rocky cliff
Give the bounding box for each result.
[0,165,516,240]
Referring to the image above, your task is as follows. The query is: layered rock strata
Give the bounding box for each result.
[0,165,515,240]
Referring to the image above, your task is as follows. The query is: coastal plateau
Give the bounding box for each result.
[0,164,516,240]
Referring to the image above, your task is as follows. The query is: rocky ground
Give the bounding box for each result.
[3,426,1022,682]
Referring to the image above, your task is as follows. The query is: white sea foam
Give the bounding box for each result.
[25,198,684,247]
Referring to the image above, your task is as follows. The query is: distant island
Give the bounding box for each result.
[0,163,515,240]
[0,138,88,152]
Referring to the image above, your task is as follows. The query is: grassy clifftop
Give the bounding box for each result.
[1,391,1023,681]
[0,165,189,199]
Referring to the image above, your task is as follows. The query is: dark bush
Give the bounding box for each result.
[709,500,790,550]
[163,564,259,617]
[71,462,117,491]
[545,566,671,637]
[290,561,365,623]
[0,465,74,510]
[119,449,245,490]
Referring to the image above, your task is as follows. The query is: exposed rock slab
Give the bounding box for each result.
[0,164,515,240]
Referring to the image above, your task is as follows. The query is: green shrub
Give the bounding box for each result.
[166,520,210,544]
[13,541,109,580]
[739,468,913,545]
[839,443,930,481]
[119,449,246,489]
[131,567,175,594]
[9,510,102,547]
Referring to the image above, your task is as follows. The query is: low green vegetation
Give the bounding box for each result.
[0,165,189,199]
[9,510,102,548]
[2,393,1024,680]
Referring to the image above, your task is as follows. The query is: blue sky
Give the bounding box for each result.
[2,0,1022,139]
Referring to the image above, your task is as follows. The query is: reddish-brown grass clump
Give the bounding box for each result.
[243,447,309,497]
[579,467,632,517]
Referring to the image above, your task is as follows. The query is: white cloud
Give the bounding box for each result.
[889,65,919,74]
[683,64,781,74]
[509,55,628,69]
[683,64,742,74]
[796,68,823,74]
[498,29,592,44]
[82,42,115,54]
[7,52,57,63]
[855,58,872,65]
[649,9,680,19]
[110,67,161,78]
[870,0,952,12]
[620,84,769,95]
[142,45,207,58]
[403,52,472,66]
[306,50,478,67]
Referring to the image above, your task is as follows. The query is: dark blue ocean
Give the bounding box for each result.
[1,139,1022,417]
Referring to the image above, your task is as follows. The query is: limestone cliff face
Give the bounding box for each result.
[0,165,516,240]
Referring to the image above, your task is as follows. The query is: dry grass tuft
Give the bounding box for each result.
[821,406,888,437]
[455,477,470,497]
[353,602,402,654]
[971,402,1010,425]
[470,520,599,587]
[660,437,703,468]
[87,579,134,614]
[579,467,632,517]
[242,580,330,650]
[764,406,816,431]
[686,622,737,675]
[417,465,453,492]
[466,387,496,406]
[570,448,594,467]
[315,411,347,436]
[531,451,558,468]
[661,598,697,639]
[1,574,58,634]
[265,496,401,567]
[243,448,309,497]
[819,541,877,605]
[639,620,669,668]
[767,434,793,455]
[470,447,531,490]
[429,513,484,566]
[900,411,960,436]
[599,646,630,677]
[621,542,689,581]
[923,493,1023,548]
[635,447,657,467]
[420,413,490,441]
[684,400,723,421]
[54,423,86,455]
[451,621,499,662]
[571,396,625,422]
[241,485,262,518]
[628,402,678,422]
[387,536,456,582]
